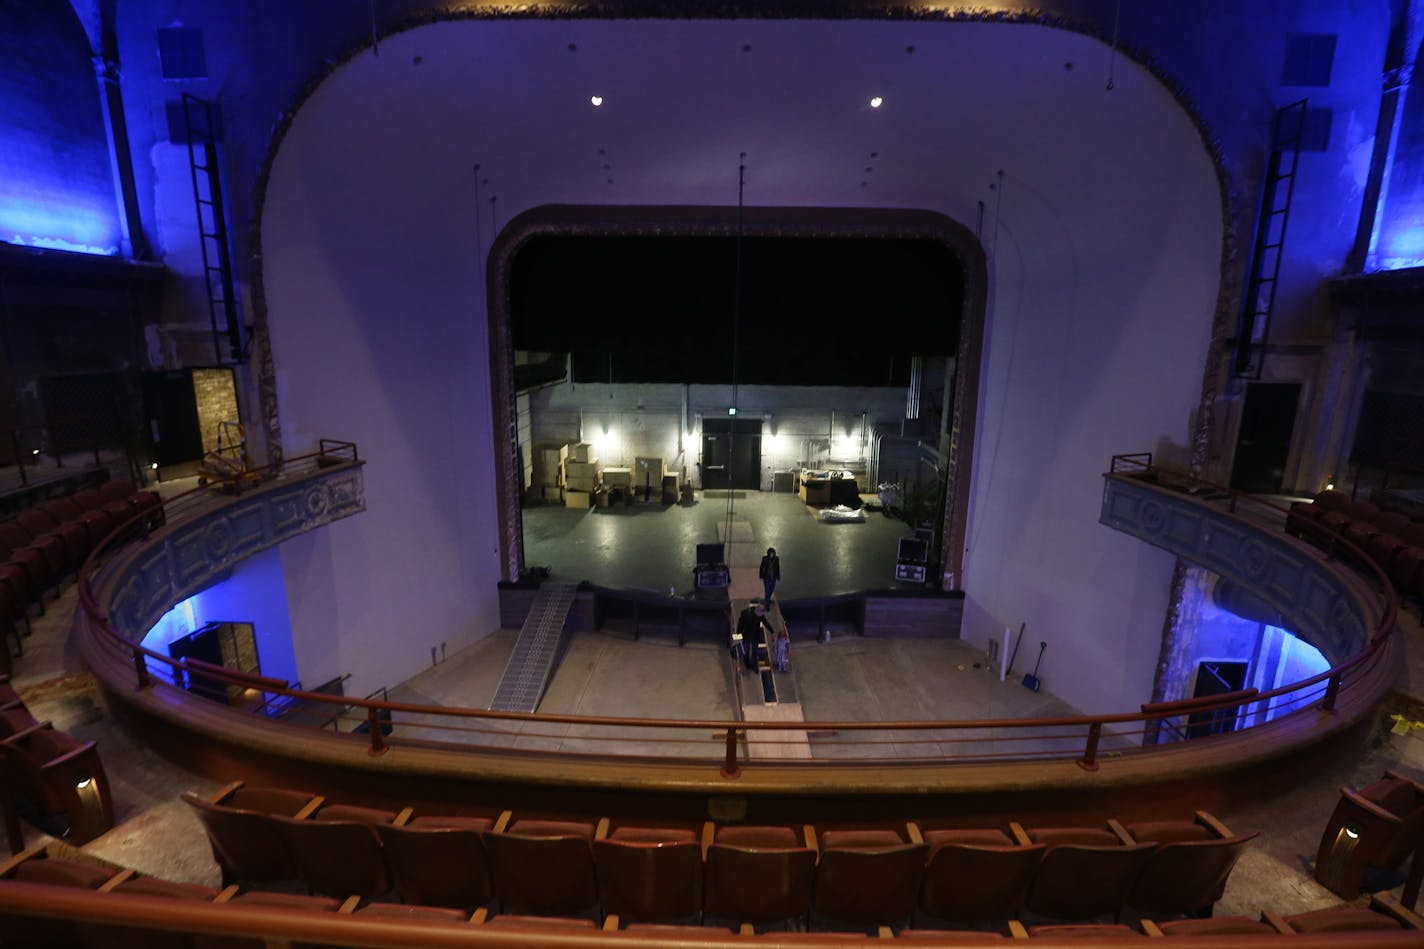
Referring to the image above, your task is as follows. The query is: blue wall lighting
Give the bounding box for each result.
[0,193,120,256]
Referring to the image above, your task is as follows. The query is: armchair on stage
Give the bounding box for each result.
[1316,770,1424,909]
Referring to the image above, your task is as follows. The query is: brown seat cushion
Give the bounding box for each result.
[316,803,397,825]
[1286,906,1403,933]
[1123,820,1213,844]
[1028,923,1143,939]
[608,825,698,844]
[407,814,494,831]
[1363,777,1419,818]
[507,818,594,839]
[12,858,114,888]
[0,707,37,738]
[232,890,342,911]
[1026,826,1121,847]
[359,903,469,921]
[715,825,800,848]
[225,786,316,816]
[819,828,904,850]
[24,727,81,762]
[484,914,598,929]
[1157,916,1275,936]
[922,828,1014,850]
[114,877,222,901]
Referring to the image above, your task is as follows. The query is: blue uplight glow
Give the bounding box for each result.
[0,194,119,256]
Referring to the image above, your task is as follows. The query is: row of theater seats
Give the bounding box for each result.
[0,479,163,675]
[1,843,1422,948]
[1316,770,1424,909]
[0,674,114,845]
[180,782,1260,931]
[1285,490,1424,603]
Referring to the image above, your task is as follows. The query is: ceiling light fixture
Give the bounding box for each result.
[870,96,884,108]
[590,95,603,107]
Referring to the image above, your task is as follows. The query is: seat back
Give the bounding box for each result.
[276,817,390,900]
[812,841,927,926]
[919,842,1045,922]
[375,822,494,910]
[703,842,816,924]
[482,831,597,916]
[1127,832,1258,915]
[593,837,703,922]
[1024,843,1155,920]
[181,792,298,885]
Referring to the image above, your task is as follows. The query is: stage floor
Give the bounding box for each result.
[520,489,922,598]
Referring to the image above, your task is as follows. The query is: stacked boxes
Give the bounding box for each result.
[562,443,600,502]
[635,457,664,490]
[529,443,567,503]
[602,467,633,489]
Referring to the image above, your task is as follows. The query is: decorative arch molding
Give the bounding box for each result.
[485,204,988,587]
[247,5,1241,490]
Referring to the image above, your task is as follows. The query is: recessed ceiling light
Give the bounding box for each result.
[590,95,603,107]
[870,96,884,109]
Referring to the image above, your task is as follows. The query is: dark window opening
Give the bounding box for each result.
[1282,33,1336,87]
[158,27,207,80]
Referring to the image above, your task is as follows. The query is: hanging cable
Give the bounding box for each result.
[724,153,747,547]
[1106,0,1121,91]
[369,0,380,57]
[991,170,1005,261]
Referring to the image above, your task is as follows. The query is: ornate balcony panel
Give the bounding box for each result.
[105,465,365,638]
[1101,475,1370,663]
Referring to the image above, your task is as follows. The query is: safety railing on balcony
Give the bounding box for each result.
[75,449,1399,781]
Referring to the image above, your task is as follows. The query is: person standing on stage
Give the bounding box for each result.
[759,547,780,604]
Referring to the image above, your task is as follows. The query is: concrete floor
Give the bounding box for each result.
[521,490,919,597]
[6,482,1424,925]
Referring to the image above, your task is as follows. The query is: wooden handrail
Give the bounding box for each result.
[72,449,1401,772]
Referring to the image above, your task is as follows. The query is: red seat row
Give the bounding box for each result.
[0,674,113,845]
[1285,490,1424,604]
[0,480,162,676]
[1,841,1421,947]
[178,782,1259,933]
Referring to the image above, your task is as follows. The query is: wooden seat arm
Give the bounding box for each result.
[492,809,512,834]
[1008,821,1032,846]
[471,907,489,924]
[1341,788,1407,826]
[2,721,54,744]
[337,895,360,913]
[207,780,245,805]
[97,868,137,892]
[1372,892,1424,929]
[1140,919,1165,936]
[1107,818,1134,845]
[802,823,817,852]
[1007,919,1029,938]
[595,817,610,840]
[700,820,714,859]
[1260,911,1292,934]
[1195,810,1233,839]
[293,796,325,820]
[0,843,50,878]
[906,821,924,845]
[213,884,240,903]
[37,740,101,772]
[602,914,620,931]
[392,807,414,827]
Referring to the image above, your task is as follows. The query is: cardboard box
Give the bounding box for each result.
[565,476,597,493]
[567,442,593,463]
[564,460,599,480]
[542,485,564,502]
[602,467,633,488]
[635,456,664,487]
[564,489,592,509]
[533,443,568,484]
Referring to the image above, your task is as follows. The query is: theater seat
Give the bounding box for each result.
[1151,915,1276,936]
[1,721,113,844]
[809,823,927,928]
[918,825,1045,924]
[703,824,816,928]
[591,819,704,923]
[1020,822,1154,921]
[374,809,495,910]
[181,781,323,886]
[482,813,598,917]
[276,813,391,900]
[1123,811,1258,917]
[1316,770,1424,908]
[1027,923,1145,939]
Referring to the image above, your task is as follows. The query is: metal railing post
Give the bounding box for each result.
[1077,722,1102,771]
[722,726,741,778]
[1322,673,1341,713]
[367,707,388,756]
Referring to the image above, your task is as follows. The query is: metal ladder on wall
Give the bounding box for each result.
[181,93,245,365]
[1234,99,1307,379]
[490,583,578,713]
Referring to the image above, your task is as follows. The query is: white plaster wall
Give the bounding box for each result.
[261,19,1220,711]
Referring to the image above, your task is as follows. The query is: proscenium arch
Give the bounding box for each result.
[486,204,989,588]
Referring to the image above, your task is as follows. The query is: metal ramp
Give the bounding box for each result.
[490,583,577,713]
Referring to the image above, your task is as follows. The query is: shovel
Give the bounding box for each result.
[1022,641,1046,692]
